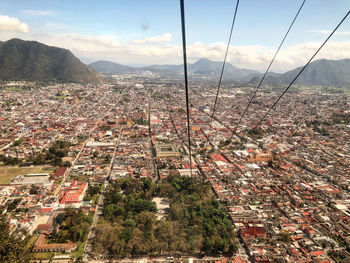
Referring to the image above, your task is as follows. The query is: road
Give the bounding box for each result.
[0,134,27,152]
[148,95,159,181]
[83,91,131,261]
[162,96,251,262]
[83,127,123,257]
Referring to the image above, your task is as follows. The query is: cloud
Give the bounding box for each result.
[8,31,349,72]
[0,15,29,32]
[308,29,350,36]
[178,40,350,72]
[132,33,172,44]
[20,10,55,16]
[270,41,350,71]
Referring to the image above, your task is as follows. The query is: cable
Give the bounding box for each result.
[249,10,350,135]
[211,0,240,121]
[233,0,306,134]
[180,0,192,176]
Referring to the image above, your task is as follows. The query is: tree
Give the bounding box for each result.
[279,230,291,243]
[7,198,22,211]
[0,214,32,262]
[94,222,124,255]
[95,176,238,257]
[54,213,66,226]
[29,185,40,195]
[12,138,23,147]
[63,161,71,167]
[135,211,156,232]
[50,209,91,244]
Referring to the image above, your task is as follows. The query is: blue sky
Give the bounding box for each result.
[0,0,349,71]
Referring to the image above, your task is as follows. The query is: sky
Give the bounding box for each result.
[0,0,349,72]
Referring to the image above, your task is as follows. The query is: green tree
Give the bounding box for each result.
[279,230,291,243]
[0,214,32,262]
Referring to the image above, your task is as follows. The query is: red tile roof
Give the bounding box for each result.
[39,208,53,213]
[60,181,87,204]
[54,167,68,177]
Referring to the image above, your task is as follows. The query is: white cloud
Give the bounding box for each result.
[270,41,350,71]
[0,15,29,32]
[308,29,350,36]
[182,40,350,72]
[20,10,55,16]
[4,31,349,72]
[132,33,172,44]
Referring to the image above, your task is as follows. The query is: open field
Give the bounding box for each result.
[0,166,50,184]
[32,252,55,260]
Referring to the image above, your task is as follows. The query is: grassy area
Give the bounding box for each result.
[72,241,86,259]
[26,234,39,250]
[340,87,350,95]
[0,166,49,184]
[7,87,30,92]
[32,251,54,260]
[93,194,100,205]
[41,166,57,173]
[54,95,65,100]
[295,85,350,95]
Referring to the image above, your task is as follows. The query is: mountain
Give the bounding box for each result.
[89,60,174,75]
[89,57,350,86]
[149,58,260,80]
[248,59,350,86]
[281,59,350,86]
[0,38,100,83]
[247,73,283,86]
[89,58,260,80]
[89,60,137,74]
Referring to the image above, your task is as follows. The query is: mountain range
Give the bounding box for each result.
[90,58,350,86]
[0,38,349,86]
[0,39,100,83]
[89,58,260,81]
[247,59,350,87]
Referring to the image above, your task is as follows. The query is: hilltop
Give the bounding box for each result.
[0,39,100,83]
